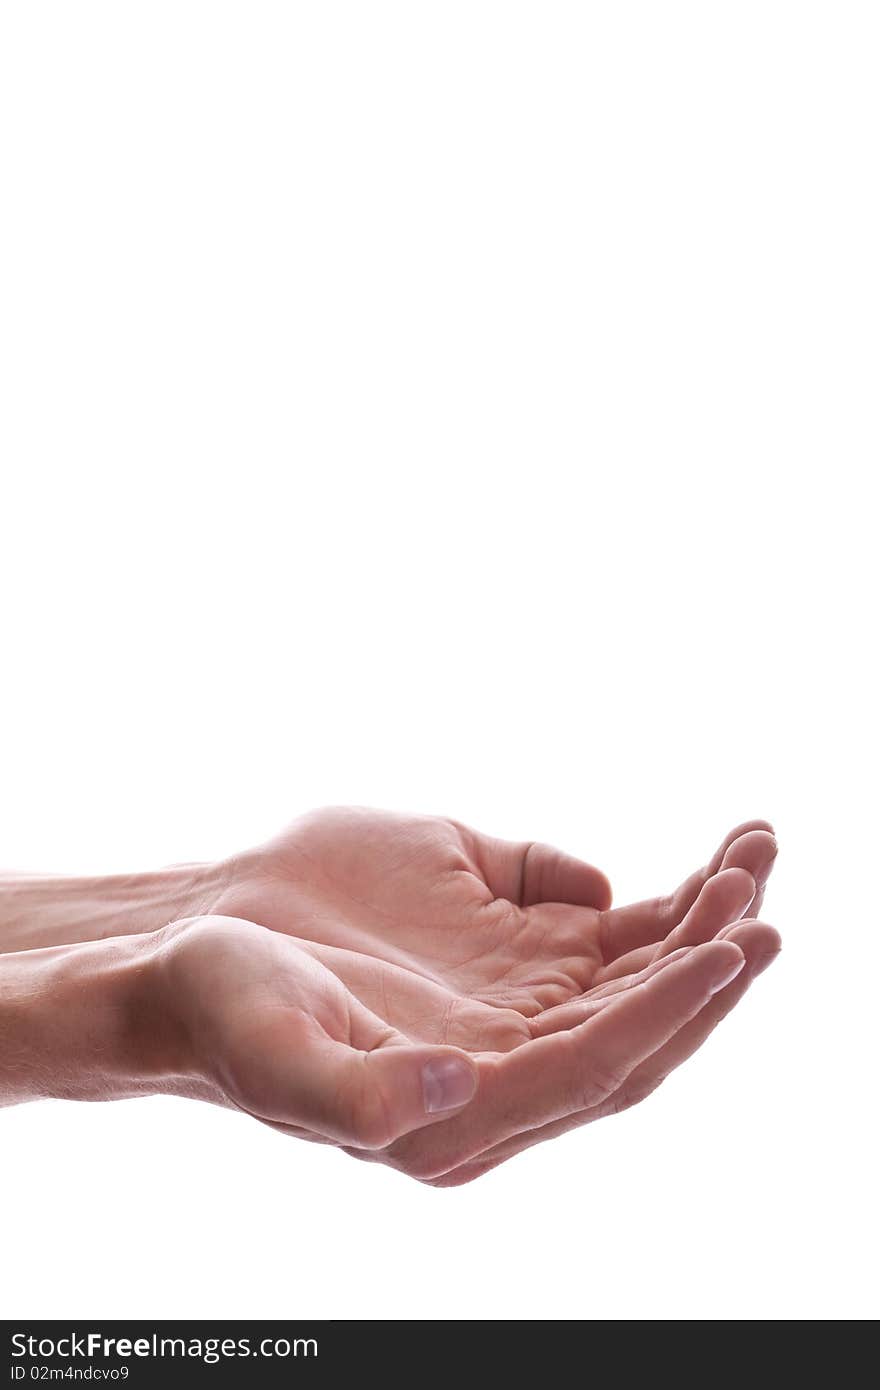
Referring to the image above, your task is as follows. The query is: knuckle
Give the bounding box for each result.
[658,891,678,925]
[386,1136,458,1183]
[349,1111,392,1152]
[420,1163,491,1189]
[340,1145,381,1166]
[606,1073,666,1117]
[579,1057,628,1109]
[343,1070,395,1151]
[402,1150,449,1183]
[518,840,539,905]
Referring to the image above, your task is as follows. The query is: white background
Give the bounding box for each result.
[1,2,877,1321]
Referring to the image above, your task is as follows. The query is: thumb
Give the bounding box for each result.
[521,842,613,910]
[280,1038,479,1151]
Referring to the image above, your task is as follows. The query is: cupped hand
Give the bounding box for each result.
[172,809,780,1182]
[215,807,776,1015]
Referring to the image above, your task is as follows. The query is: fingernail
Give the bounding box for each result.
[709,952,746,994]
[753,948,781,977]
[422,1057,477,1114]
[736,871,757,919]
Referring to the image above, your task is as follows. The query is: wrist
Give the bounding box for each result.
[0,930,197,1106]
[0,859,233,954]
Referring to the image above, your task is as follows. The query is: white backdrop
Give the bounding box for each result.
[1,2,877,1320]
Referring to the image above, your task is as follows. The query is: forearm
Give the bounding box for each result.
[0,932,195,1107]
[0,862,230,954]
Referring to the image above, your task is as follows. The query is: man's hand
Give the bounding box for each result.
[0,809,780,1184]
[216,806,777,1014]
[193,808,779,1182]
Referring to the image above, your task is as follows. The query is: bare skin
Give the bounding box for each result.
[0,808,780,1185]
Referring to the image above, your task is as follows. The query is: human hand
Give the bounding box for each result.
[184,808,781,1182]
[216,807,777,1015]
[0,809,780,1185]
[153,885,777,1183]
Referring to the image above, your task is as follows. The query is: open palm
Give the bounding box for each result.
[219,808,775,1010]
[189,807,780,1182]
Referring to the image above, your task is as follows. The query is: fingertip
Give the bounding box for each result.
[711,921,781,988]
[523,846,613,911]
[361,1045,479,1146]
[676,867,756,937]
[571,861,613,911]
[719,920,782,956]
[421,1053,479,1115]
[594,871,613,912]
[760,924,782,954]
[716,817,769,846]
[685,938,746,993]
[719,865,757,890]
[702,937,746,961]
[721,829,778,878]
[733,817,775,838]
[705,865,757,904]
[707,941,747,993]
[753,944,782,976]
